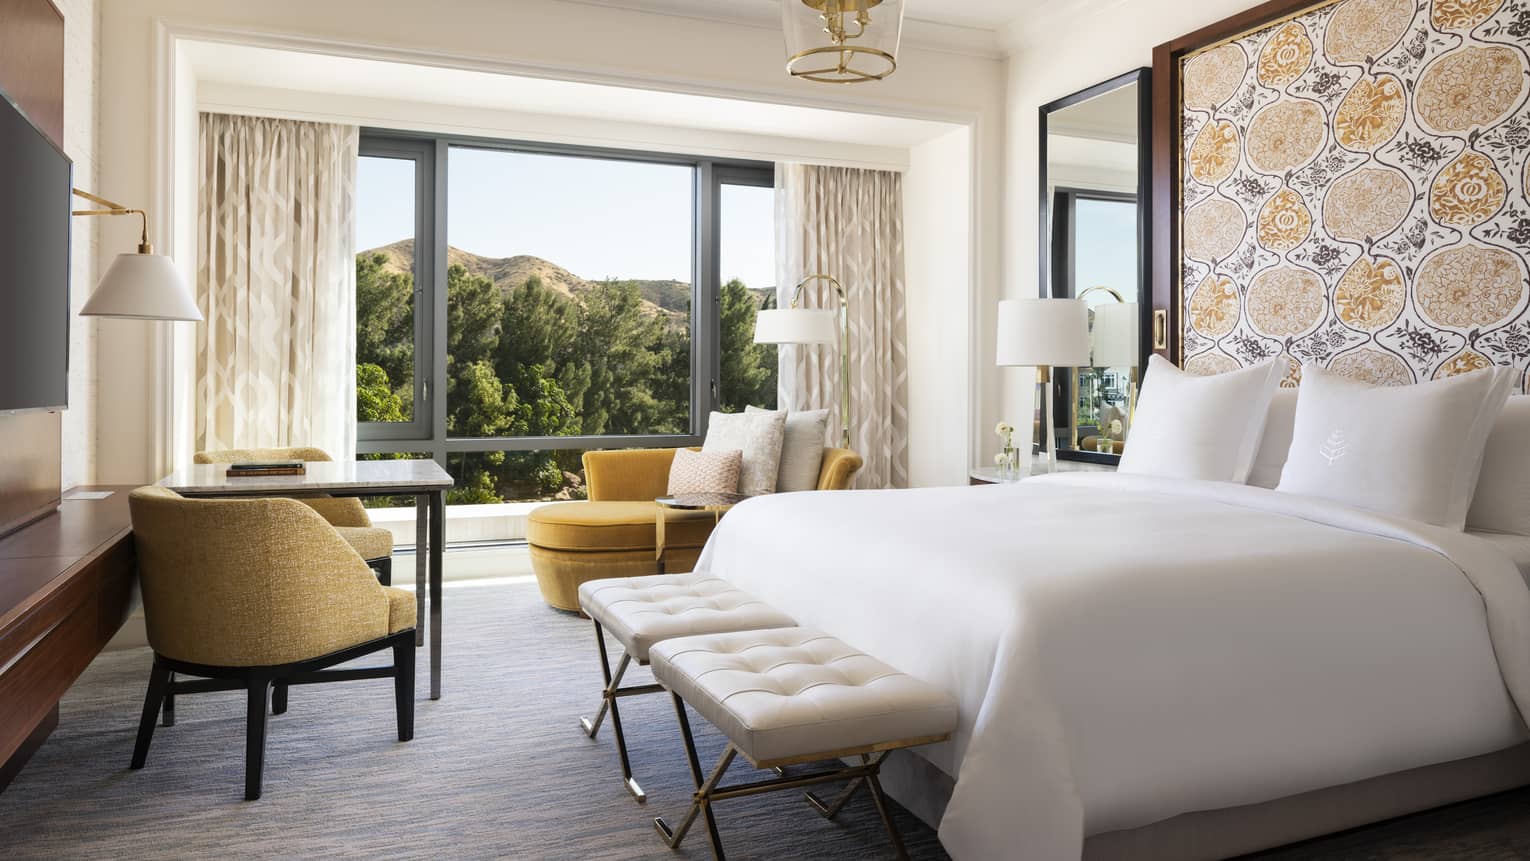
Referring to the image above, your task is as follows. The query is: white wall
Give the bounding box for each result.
[905,127,974,486]
[58,0,99,489]
[94,0,1006,485]
[997,0,1263,451]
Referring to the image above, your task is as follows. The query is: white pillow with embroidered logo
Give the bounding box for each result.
[1277,364,1513,529]
[1118,355,1282,483]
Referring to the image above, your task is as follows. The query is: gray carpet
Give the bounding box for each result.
[5,578,1530,860]
[0,579,945,860]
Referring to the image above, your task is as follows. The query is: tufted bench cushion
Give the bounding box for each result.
[578,574,796,663]
[650,627,959,767]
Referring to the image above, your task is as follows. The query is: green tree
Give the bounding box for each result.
[575,280,672,435]
[355,252,414,417]
[356,363,406,423]
[446,359,524,438]
[718,279,777,411]
[447,263,501,369]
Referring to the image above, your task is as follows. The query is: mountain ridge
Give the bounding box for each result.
[362,239,705,319]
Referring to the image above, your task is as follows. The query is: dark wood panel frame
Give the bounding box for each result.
[0,0,65,542]
[1150,0,1338,364]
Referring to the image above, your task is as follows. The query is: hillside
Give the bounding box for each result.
[361,239,694,319]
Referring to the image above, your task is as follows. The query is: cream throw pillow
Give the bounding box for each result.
[746,406,829,492]
[1277,364,1513,529]
[667,448,743,495]
[703,410,787,496]
[1118,355,1282,483]
[1467,395,1530,535]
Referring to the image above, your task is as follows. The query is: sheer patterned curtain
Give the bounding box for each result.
[775,163,909,488]
[196,113,358,459]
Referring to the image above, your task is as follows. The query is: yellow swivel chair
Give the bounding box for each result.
[127,487,417,800]
[526,447,862,611]
[193,447,396,585]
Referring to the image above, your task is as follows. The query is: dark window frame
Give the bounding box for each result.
[355,128,772,465]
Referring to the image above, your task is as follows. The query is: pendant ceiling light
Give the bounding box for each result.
[783,0,904,84]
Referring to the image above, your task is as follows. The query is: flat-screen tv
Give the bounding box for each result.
[0,90,71,413]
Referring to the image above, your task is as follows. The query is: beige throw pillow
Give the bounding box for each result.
[667,448,742,495]
[703,410,787,496]
[746,406,829,492]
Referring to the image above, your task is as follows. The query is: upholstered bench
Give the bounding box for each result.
[577,573,795,803]
[649,627,959,860]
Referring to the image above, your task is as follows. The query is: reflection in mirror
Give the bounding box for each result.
[1040,69,1149,463]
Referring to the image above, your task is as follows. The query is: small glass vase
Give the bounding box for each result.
[1000,446,1018,479]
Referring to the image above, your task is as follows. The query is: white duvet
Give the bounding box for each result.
[692,473,1530,860]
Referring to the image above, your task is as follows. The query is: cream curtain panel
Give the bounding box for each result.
[775,163,909,489]
[196,113,359,460]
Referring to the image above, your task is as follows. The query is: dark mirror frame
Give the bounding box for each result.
[1038,66,1153,465]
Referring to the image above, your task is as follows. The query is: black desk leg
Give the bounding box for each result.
[429,490,444,700]
[414,494,427,648]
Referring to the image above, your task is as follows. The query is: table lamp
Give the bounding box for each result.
[996,298,1090,473]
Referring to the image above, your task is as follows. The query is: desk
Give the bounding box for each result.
[0,486,137,792]
[158,460,454,699]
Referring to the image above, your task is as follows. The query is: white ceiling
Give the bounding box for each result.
[563,0,1037,54]
[183,41,963,148]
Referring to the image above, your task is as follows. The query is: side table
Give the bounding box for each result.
[655,492,752,574]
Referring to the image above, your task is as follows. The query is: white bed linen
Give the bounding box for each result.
[693,473,1530,860]
[1473,531,1530,585]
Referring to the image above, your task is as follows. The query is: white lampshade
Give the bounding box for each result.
[782,0,904,83]
[755,308,837,345]
[1090,301,1139,368]
[996,298,1090,367]
[80,252,202,321]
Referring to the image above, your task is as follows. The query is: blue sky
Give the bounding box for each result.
[356,148,776,291]
[1073,197,1137,305]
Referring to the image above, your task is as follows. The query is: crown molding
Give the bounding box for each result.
[559,0,1007,59]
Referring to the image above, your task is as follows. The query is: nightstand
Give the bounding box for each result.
[969,456,1115,485]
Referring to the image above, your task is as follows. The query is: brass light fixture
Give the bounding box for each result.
[71,188,201,321]
[783,0,904,84]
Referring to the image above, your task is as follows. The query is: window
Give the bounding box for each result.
[355,139,433,441]
[354,132,773,506]
[717,178,778,411]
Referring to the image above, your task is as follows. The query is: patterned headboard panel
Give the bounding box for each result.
[1178,0,1530,392]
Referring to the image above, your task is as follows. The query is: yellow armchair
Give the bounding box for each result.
[127,487,417,800]
[527,446,864,611]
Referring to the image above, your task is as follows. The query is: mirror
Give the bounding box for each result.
[1039,68,1151,464]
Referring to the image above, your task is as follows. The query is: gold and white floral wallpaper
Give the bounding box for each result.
[1179,0,1530,392]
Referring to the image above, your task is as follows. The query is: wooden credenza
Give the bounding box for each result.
[0,487,136,790]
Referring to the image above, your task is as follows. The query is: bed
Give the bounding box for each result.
[691,472,1530,860]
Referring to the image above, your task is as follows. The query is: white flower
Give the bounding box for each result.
[994,421,1014,437]
[1109,419,1123,435]
[994,452,1006,465]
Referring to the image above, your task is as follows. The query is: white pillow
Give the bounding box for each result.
[703,410,787,496]
[747,406,829,492]
[1118,355,1282,483]
[1467,395,1530,535]
[1276,364,1513,529]
[1246,388,1300,489]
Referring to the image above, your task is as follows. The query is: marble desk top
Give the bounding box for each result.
[159,459,454,497]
